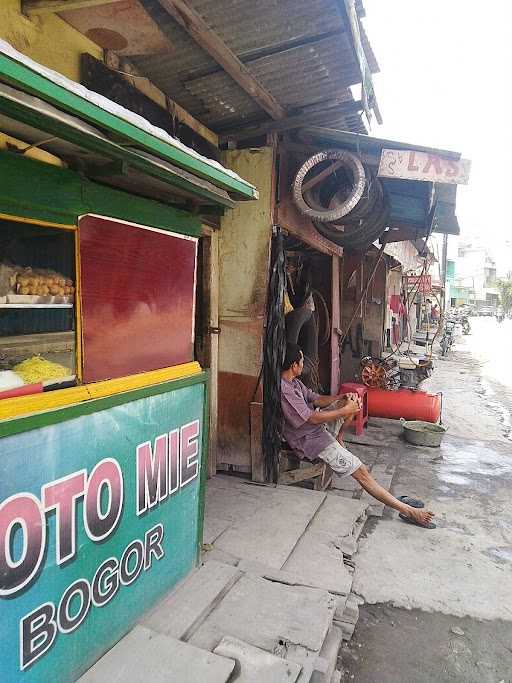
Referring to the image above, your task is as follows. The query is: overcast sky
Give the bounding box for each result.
[363,1,511,266]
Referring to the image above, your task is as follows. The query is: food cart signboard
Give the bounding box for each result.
[0,382,205,681]
[378,149,471,185]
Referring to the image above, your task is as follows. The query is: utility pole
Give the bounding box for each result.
[441,233,448,314]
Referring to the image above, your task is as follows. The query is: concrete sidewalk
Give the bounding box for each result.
[342,338,512,682]
[80,475,377,682]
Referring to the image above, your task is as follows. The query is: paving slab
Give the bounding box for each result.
[189,574,337,653]
[237,559,349,595]
[213,636,302,682]
[78,626,235,683]
[213,483,326,569]
[202,547,240,566]
[281,497,368,596]
[281,531,353,596]
[310,625,343,683]
[143,560,241,639]
[331,474,361,492]
[309,496,369,538]
[203,516,231,544]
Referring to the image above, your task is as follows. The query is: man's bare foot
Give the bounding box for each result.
[406,507,435,526]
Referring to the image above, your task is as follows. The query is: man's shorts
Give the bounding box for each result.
[316,440,362,478]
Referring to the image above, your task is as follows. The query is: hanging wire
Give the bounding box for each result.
[262,227,286,483]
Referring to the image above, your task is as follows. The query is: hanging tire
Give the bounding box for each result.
[292,150,366,222]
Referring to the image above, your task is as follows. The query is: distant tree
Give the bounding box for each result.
[497,274,512,314]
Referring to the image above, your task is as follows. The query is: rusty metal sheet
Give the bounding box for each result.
[133,0,373,131]
[60,0,173,57]
[58,0,375,133]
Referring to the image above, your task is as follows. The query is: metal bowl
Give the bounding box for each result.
[400,418,447,447]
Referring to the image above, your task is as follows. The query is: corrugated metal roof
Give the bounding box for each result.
[67,0,378,134]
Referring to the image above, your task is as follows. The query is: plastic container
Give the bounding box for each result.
[0,370,24,391]
[366,387,441,423]
[0,382,43,400]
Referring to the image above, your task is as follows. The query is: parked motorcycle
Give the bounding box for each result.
[440,320,456,356]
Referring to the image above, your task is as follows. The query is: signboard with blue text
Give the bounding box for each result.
[0,381,205,681]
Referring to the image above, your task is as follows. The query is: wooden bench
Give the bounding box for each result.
[277,449,333,490]
[250,402,332,490]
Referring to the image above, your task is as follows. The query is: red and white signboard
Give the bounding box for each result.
[405,274,432,293]
[378,149,471,185]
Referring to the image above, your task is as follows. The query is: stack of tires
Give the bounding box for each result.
[292,150,389,251]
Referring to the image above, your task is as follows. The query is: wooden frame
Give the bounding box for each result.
[22,0,124,14]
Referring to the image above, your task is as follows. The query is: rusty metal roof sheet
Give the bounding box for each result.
[59,0,376,135]
[137,0,377,131]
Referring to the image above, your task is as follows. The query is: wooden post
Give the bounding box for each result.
[200,228,220,479]
[250,402,265,483]
[331,254,341,394]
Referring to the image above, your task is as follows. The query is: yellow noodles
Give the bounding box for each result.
[13,356,72,384]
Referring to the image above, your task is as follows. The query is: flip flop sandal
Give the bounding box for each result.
[399,513,436,529]
[397,495,425,508]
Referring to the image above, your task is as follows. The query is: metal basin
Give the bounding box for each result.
[400,418,447,447]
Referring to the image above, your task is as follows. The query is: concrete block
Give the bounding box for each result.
[310,625,343,683]
[339,537,357,556]
[337,621,356,641]
[284,645,329,683]
[213,636,302,682]
[143,561,241,640]
[78,626,235,683]
[367,502,385,517]
[189,574,337,654]
[339,594,360,625]
[334,596,348,622]
[351,516,367,542]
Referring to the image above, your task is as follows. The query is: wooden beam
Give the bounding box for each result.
[302,160,345,192]
[103,51,218,147]
[220,101,363,143]
[278,462,325,485]
[23,0,124,15]
[157,0,286,120]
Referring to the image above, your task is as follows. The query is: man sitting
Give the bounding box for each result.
[281,343,435,528]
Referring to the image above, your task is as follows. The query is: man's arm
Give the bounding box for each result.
[312,394,342,408]
[312,392,361,409]
[307,398,360,425]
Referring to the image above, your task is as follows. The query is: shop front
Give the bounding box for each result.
[0,43,255,681]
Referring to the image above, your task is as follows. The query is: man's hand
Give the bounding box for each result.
[339,392,362,411]
[343,397,361,415]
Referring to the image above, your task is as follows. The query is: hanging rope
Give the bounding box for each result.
[262,227,286,483]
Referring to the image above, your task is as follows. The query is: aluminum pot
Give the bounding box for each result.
[400,418,447,447]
